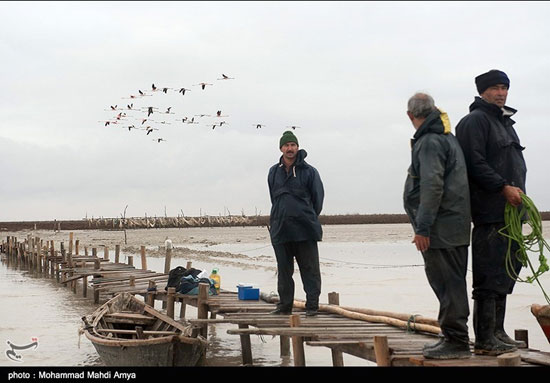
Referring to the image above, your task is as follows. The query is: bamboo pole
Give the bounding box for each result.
[292,300,441,334]
[497,352,521,366]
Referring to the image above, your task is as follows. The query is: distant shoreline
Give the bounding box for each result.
[1,212,549,231]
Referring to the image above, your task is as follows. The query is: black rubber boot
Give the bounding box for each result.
[422,334,444,351]
[495,296,527,348]
[473,298,517,355]
[422,340,471,360]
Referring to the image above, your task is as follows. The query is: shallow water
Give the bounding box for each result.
[2,223,550,367]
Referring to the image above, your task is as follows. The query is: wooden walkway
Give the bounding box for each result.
[2,233,550,367]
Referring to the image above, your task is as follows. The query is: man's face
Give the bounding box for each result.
[481,84,508,108]
[280,142,298,161]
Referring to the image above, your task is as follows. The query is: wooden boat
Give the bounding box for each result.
[531,304,550,344]
[81,292,207,366]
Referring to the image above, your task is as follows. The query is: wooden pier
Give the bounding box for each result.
[2,233,550,367]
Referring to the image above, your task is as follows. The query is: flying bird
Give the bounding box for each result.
[152,83,157,91]
[145,126,158,135]
[148,107,154,117]
[254,124,265,129]
[194,82,212,90]
[218,74,235,80]
[154,138,166,143]
[178,88,191,95]
[110,105,117,110]
[287,125,302,130]
[127,103,133,110]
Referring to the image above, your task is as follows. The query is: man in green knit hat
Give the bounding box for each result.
[268,130,325,316]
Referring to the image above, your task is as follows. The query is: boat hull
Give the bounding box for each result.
[88,335,206,366]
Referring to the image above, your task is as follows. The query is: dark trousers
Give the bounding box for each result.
[422,245,470,344]
[472,223,523,300]
[272,240,321,311]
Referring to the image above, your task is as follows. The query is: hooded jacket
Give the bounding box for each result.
[268,149,324,245]
[403,109,471,248]
[455,97,527,225]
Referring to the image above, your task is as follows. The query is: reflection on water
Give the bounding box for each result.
[2,224,549,366]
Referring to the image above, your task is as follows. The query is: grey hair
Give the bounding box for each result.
[407,93,436,119]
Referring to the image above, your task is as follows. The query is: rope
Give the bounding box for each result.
[498,194,550,304]
[406,314,420,333]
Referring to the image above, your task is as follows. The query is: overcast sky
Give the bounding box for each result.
[1,1,550,221]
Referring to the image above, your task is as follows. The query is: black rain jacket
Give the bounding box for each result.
[403,109,471,248]
[455,97,527,225]
[268,149,324,245]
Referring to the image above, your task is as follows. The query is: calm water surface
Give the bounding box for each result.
[2,224,549,366]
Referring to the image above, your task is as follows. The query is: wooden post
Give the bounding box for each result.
[92,247,97,258]
[55,257,60,282]
[280,335,291,358]
[127,256,133,267]
[129,276,135,287]
[328,292,344,366]
[146,280,156,307]
[85,246,88,257]
[75,240,79,256]
[374,335,391,366]
[140,246,147,270]
[69,232,73,255]
[197,283,209,338]
[167,287,175,319]
[239,324,253,366]
[497,352,521,366]
[115,245,120,264]
[515,329,529,348]
[179,263,192,318]
[103,247,109,261]
[164,245,172,274]
[290,314,305,366]
[94,258,101,270]
[135,326,145,340]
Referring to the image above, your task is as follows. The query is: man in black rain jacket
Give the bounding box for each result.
[268,130,324,316]
[403,93,472,359]
[455,69,526,355]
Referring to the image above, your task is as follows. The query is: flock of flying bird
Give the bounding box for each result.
[101,74,302,143]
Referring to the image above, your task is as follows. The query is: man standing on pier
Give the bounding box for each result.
[403,93,472,359]
[268,130,324,317]
[455,70,526,355]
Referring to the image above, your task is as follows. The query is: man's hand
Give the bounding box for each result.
[502,185,523,207]
[413,234,430,252]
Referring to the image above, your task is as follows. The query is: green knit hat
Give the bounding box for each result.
[279,130,299,148]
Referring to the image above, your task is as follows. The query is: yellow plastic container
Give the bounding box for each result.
[210,268,221,294]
